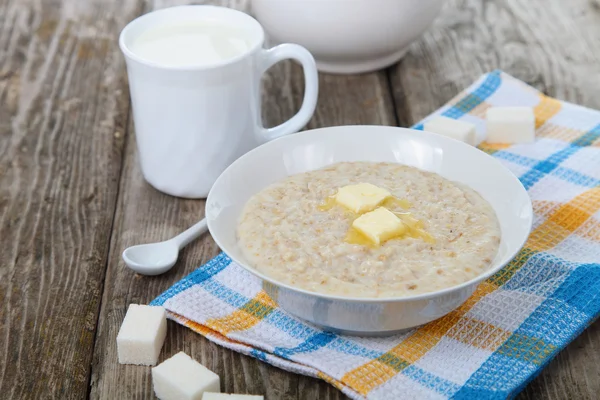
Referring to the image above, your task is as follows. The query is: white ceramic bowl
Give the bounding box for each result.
[251,0,444,74]
[206,126,532,335]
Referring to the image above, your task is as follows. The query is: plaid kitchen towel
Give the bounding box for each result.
[152,70,600,399]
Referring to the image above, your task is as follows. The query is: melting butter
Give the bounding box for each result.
[319,193,411,214]
[345,227,377,248]
[318,195,357,218]
[345,217,435,247]
[382,196,412,210]
[317,195,337,212]
[318,187,434,247]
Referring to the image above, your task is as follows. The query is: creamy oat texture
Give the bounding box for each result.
[237,162,501,298]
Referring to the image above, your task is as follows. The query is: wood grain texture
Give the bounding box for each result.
[88,1,394,399]
[390,0,600,125]
[0,0,139,398]
[3,0,600,398]
[390,1,600,399]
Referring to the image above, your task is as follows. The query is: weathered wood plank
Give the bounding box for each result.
[390,0,600,125]
[0,0,141,398]
[5,0,596,398]
[88,1,395,399]
[390,1,600,398]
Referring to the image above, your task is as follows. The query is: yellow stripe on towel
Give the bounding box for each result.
[528,188,600,251]
[534,94,562,129]
[206,291,277,335]
[342,282,498,395]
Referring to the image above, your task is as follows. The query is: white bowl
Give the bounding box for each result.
[206,126,532,335]
[251,0,444,74]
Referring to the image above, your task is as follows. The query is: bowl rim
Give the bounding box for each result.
[206,125,533,304]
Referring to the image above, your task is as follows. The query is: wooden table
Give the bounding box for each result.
[2,0,600,398]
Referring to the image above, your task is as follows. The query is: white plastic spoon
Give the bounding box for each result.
[122,218,208,275]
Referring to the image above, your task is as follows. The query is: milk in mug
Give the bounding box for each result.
[130,21,252,67]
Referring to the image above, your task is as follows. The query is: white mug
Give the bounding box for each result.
[119,6,319,198]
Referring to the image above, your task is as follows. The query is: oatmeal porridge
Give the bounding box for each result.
[237,162,501,298]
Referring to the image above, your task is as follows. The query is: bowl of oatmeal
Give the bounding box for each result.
[206,125,532,335]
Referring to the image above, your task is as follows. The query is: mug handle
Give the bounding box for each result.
[257,44,319,143]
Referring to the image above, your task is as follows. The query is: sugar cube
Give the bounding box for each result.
[202,394,264,400]
[423,116,477,145]
[117,304,167,365]
[152,352,220,400]
[485,107,535,144]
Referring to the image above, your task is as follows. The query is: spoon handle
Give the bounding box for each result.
[171,218,208,249]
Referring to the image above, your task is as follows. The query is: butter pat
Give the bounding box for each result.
[485,107,535,144]
[352,207,406,245]
[117,304,167,366]
[202,394,263,400]
[335,183,391,213]
[152,352,220,400]
[423,116,477,145]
